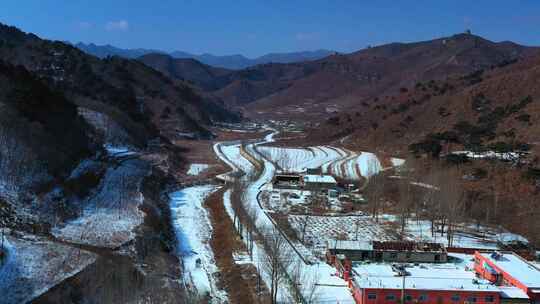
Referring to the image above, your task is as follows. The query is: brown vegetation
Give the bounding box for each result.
[205,186,268,304]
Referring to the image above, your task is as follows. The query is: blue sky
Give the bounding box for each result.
[1,1,539,57]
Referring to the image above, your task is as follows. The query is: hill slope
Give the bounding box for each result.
[0,23,239,144]
[245,34,538,119]
[0,61,93,192]
[139,33,538,119]
[314,53,540,156]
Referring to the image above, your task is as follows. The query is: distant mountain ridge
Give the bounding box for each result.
[139,33,539,113]
[73,42,334,69]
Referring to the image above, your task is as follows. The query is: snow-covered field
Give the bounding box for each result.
[289,215,393,256]
[287,212,510,254]
[450,150,523,161]
[379,215,501,249]
[186,163,210,176]
[0,233,97,304]
[323,150,382,181]
[213,143,255,181]
[257,146,344,173]
[256,144,388,182]
[52,159,149,248]
[169,185,227,302]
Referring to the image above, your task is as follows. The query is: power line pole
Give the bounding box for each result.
[401,274,406,304]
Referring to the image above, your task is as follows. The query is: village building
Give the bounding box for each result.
[327,240,448,263]
[326,241,538,304]
[350,261,506,304]
[272,173,302,189]
[475,251,540,303]
[302,174,337,191]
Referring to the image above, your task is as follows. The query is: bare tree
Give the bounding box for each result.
[423,163,442,237]
[397,177,413,238]
[244,201,259,259]
[0,228,5,265]
[260,226,293,304]
[354,218,363,241]
[297,214,312,244]
[290,260,320,304]
[438,168,465,247]
[365,171,386,223]
[396,156,421,238]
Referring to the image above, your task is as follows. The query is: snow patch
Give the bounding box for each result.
[169,185,227,302]
[0,233,97,304]
[187,163,210,176]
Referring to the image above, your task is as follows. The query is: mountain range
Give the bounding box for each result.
[73,42,334,69]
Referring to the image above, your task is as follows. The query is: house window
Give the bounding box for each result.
[451,294,460,302]
[467,296,477,302]
[485,295,495,303]
[385,294,396,301]
[418,294,428,302]
[405,295,413,302]
[367,293,377,300]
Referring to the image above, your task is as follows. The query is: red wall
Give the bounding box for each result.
[354,288,500,304]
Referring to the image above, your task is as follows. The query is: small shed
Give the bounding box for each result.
[302,174,337,191]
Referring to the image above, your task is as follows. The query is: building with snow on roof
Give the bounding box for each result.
[475,251,540,303]
[325,240,538,303]
[302,174,337,191]
[327,240,448,264]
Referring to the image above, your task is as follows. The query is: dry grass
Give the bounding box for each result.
[205,187,270,304]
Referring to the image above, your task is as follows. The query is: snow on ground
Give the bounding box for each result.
[262,188,314,212]
[289,215,393,257]
[0,180,19,203]
[187,163,210,176]
[450,150,523,161]
[103,144,137,157]
[218,133,355,303]
[169,185,227,303]
[52,159,149,248]
[497,232,529,245]
[225,187,355,303]
[356,152,382,178]
[379,215,500,249]
[256,144,385,181]
[257,145,344,173]
[214,143,255,180]
[0,233,96,304]
[323,150,382,181]
[390,157,405,167]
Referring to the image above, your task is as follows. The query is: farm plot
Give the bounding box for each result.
[288,215,394,256]
[378,215,501,249]
[256,146,344,173]
[323,151,382,181]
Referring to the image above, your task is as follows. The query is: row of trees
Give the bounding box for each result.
[229,176,320,303]
[364,151,540,248]
[365,157,466,246]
